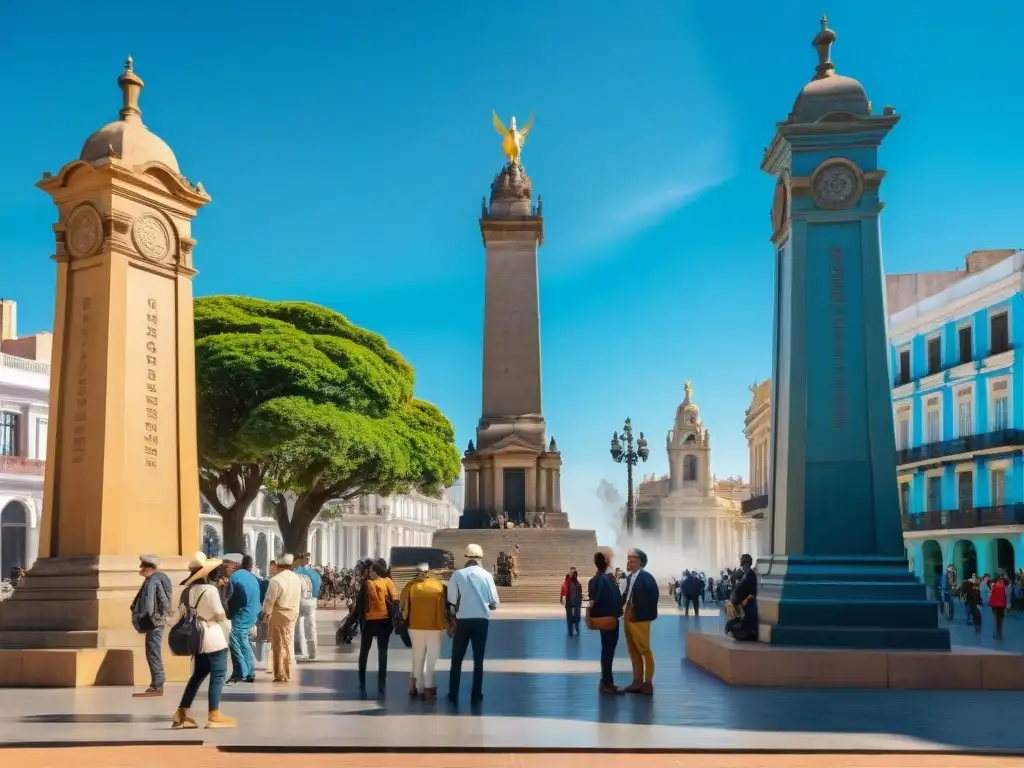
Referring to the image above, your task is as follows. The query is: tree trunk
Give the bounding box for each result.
[199,462,266,554]
[274,492,328,556]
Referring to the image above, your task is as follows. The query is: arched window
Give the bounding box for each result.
[683,455,698,482]
[1,501,28,576]
[255,533,269,575]
[202,525,222,557]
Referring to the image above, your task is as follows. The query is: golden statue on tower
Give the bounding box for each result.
[492,110,535,166]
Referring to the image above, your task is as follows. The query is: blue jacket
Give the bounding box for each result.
[623,569,659,623]
[587,571,622,619]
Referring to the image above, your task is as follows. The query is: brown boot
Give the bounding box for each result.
[171,708,198,729]
[409,679,419,698]
[205,709,237,729]
[640,681,654,695]
[623,679,643,693]
[423,687,437,700]
[133,685,163,698]
[599,683,624,695]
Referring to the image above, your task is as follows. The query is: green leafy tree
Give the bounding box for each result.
[195,296,461,554]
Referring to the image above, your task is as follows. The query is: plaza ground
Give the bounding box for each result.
[3,606,1024,757]
[1,749,1020,768]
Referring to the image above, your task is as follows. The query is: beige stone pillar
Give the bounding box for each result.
[525,464,537,512]
[492,462,503,514]
[553,469,563,513]
[465,468,479,510]
[0,57,210,686]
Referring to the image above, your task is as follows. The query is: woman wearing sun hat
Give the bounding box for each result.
[171,552,237,729]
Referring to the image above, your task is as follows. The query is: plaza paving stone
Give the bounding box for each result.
[1,608,1023,754]
[1,748,1021,768]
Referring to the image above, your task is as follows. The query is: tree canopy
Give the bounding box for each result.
[195,296,462,553]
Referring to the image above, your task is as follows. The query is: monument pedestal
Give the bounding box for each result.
[687,632,1024,690]
[756,555,950,650]
[0,556,192,686]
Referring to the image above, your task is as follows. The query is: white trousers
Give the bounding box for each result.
[409,629,444,689]
[295,599,318,657]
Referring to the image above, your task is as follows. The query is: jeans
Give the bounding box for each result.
[179,648,228,711]
[993,606,1006,638]
[145,626,165,688]
[228,621,255,680]
[358,618,393,687]
[449,617,489,700]
[565,604,581,634]
[599,625,619,686]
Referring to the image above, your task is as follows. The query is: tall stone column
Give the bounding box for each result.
[756,19,947,650]
[0,57,212,685]
[492,462,503,515]
[525,465,537,512]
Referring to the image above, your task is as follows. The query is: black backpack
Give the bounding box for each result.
[168,585,206,657]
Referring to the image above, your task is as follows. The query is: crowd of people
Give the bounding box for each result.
[936,565,1023,640]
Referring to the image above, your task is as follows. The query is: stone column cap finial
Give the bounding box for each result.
[489,162,533,205]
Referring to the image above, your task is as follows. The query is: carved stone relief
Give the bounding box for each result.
[131,213,172,263]
[65,204,103,259]
[811,160,863,211]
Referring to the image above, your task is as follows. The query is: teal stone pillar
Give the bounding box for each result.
[758,16,950,650]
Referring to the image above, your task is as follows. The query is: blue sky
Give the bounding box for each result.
[2,2,1022,544]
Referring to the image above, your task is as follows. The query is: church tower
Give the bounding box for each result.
[667,381,711,496]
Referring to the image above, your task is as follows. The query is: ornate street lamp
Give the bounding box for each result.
[610,417,650,534]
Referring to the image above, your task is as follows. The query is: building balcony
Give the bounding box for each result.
[896,429,1024,467]
[0,456,45,476]
[902,503,1024,532]
[741,494,769,515]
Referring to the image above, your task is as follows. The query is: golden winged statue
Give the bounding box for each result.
[492,110,535,166]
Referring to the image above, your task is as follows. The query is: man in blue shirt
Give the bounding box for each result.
[446,543,499,705]
[294,552,323,660]
[223,553,261,684]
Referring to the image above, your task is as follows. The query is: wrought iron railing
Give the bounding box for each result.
[902,503,1024,532]
[896,429,1024,466]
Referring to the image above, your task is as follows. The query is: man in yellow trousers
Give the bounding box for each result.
[621,548,659,694]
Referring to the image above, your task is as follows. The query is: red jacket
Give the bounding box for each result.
[560,576,570,598]
[989,580,1007,608]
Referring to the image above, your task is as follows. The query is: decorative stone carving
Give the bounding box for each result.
[132,213,171,262]
[65,204,103,259]
[490,162,532,203]
[811,160,862,210]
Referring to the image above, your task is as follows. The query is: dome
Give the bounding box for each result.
[79,56,180,173]
[791,74,870,124]
[789,16,871,125]
[80,119,179,172]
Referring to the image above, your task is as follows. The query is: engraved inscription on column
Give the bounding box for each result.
[71,297,91,463]
[828,246,847,429]
[144,298,159,468]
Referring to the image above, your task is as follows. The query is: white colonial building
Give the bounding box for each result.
[0,299,51,576]
[199,474,464,575]
[633,381,765,571]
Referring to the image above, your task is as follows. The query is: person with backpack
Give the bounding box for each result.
[169,552,236,729]
[130,554,173,698]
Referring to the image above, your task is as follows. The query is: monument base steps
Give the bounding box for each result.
[686,632,1024,689]
[0,554,193,687]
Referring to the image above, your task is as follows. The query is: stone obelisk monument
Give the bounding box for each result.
[460,113,566,529]
[0,58,211,686]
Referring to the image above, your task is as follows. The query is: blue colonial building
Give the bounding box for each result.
[890,249,1024,588]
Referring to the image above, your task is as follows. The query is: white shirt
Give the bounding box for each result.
[448,563,500,620]
[263,569,302,622]
[174,583,231,655]
[624,568,644,606]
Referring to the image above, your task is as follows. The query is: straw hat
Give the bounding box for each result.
[464,544,483,559]
[181,551,223,587]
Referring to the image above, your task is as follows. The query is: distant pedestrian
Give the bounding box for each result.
[990,574,1008,640]
[561,567,583,636]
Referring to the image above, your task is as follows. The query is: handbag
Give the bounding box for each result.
[585,609,617,632]
[168,585,205,657]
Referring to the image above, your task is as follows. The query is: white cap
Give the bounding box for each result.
[416,562,430,572]
[278,554,295,566]
[464,544,484,559]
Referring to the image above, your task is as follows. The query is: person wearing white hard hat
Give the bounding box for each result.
[445,543,499,705]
